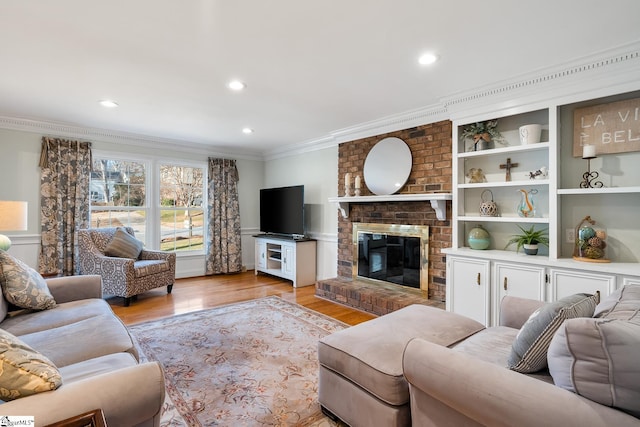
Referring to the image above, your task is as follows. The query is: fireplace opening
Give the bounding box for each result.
[352,223,429,292]
[357,234,420,288]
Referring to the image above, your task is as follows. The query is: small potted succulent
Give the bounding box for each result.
[504,225,549,255]
[460,120,506,151]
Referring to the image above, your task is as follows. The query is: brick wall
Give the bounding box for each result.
[337,120,452,301]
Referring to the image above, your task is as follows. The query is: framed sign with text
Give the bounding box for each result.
[573,97,640,157]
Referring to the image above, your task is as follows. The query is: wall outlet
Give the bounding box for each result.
[566,229,575,243]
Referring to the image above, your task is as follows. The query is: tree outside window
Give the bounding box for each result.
[159,164,204,252]
[90,159,148,245]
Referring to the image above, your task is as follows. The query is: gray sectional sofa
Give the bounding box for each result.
[319,285,640,427]
[0,271,165,426]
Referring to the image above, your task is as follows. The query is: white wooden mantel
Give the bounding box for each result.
[328,193,453,221]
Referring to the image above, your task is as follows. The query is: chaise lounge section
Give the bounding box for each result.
[319,286,640,426]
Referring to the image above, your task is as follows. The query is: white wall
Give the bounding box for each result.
[263,146,339,280]
[0,128,264,276]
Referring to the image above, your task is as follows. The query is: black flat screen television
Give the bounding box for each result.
[259,185,305,237]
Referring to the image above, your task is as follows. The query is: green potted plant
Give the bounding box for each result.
[504,225,549,255]
[460,120,506,151]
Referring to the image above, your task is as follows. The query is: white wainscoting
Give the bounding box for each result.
[5,229,339,281]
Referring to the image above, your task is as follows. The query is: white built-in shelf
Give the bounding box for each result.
[458,142,550,158]
[458,215,550,223]
[557,186,640,195]
[459,179,550,189]
[328,193,453,221]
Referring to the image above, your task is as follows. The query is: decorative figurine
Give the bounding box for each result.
[465,168,487,183]
[528,166,548,180]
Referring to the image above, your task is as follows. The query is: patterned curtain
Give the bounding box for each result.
[206,158,242,274]
[38,137,92,276]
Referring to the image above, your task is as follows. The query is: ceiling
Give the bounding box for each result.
[1,1,639,156]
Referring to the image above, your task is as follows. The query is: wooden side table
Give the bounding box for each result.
[44,409,106,427]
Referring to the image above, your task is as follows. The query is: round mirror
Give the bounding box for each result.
[363,137,412,195]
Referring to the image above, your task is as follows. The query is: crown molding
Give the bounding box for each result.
[0,115,265,162]
[269,41,640,158]
[443,40,640,119]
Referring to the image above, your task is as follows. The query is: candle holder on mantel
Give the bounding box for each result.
[579,145,604,189]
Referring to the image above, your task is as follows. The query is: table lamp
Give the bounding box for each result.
[0,201,28,251]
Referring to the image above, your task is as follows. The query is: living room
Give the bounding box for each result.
[1,2,640,426]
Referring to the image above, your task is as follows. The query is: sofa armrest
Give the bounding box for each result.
[499,296,545,329]
[403,338,639,427]
[46,275,103,303]
[0,362,165,426]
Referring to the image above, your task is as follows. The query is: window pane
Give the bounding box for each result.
[90,209,147,246]
[159,164,205,252]
[91,159,146,207]
[160,208,204,252]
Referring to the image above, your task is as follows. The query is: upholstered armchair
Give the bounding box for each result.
[77,227,176,306]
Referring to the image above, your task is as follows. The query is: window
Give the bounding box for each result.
[90,159,148,245]
[159,164,205,252]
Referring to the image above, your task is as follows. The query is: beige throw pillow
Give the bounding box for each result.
[548,285,640,417]
[508,293,599,373]
[0,329,62,400]
[0,251,56,310]
[104,227,143,259]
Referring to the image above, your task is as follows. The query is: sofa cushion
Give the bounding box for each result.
[0,328,62,400]
[318,304,485,406]
[548,285,640,418]
[18,313,138,367]
[0,251,56,311]
[1,299,114,337]
[594,284,640,319]
[508,293,599,373]
[59,352,137,384]
[134,260,170,278]
[104,227,143,259]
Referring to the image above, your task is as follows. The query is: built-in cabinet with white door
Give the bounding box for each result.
[446,251,638,326]
[445,88,640,326]
[254,235,317,287]
[548,268,616,301]
[447,256,490,325]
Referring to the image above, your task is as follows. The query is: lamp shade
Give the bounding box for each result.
[0,201,28,231]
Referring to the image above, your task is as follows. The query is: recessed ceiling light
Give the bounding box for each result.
[242,127,253,134]
[99,100,119,108]
[418,53,439,65]
[228,80,246,91]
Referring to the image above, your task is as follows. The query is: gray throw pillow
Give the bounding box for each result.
[104,227,143,259]
[0,251,56,310]
[0,328,62,400]
[508,293,599,373]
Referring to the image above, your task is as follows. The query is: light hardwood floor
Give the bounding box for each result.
[109,271,376,326]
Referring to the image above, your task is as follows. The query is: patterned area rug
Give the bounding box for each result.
[128,296,348,426]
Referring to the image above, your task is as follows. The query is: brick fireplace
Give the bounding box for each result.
[316,120,452,315]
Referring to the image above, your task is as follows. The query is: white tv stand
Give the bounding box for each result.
[254,235,317,287]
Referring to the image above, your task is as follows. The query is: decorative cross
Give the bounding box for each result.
[499,157,519,182]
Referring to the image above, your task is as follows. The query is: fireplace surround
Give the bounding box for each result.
[353,222,430,292]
